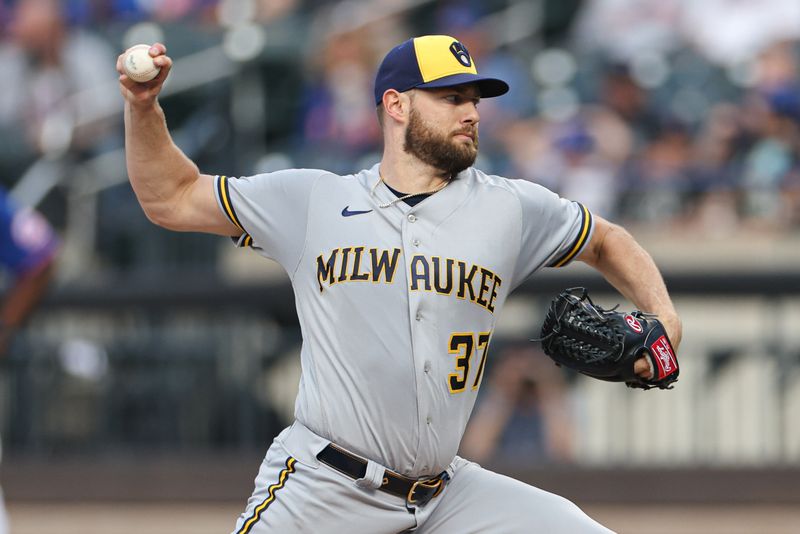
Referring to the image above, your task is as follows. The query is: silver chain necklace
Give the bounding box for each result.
[372,175,450,209]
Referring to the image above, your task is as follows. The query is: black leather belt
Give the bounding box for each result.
[316,443,449,507]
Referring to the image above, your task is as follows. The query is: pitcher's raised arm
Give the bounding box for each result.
[117,43,240,236]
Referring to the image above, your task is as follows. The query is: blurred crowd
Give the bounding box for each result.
[1,0,799,277]
[1,0,799,466]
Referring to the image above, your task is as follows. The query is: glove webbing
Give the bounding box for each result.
[546,290,624,363]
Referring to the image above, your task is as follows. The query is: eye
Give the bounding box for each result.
[444,94,481,106]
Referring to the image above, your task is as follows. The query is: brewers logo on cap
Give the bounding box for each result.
[373,35,509,105]
[449,41,472,67]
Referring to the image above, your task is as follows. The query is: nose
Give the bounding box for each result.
[462,102,480,125]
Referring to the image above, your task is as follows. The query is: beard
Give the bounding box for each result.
[404,108,478,176]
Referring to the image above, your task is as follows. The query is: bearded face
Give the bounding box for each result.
[403,107,478,176]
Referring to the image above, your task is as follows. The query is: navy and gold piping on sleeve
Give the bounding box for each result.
[214,175,255,248]
[231,233,254,248]
[548,203,593,268]
[216,175,243,230]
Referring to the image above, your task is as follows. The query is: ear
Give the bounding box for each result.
[382,89,411,124]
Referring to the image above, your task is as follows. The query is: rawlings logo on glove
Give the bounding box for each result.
[536,287,679,390]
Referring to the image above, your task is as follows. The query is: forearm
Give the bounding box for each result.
[0,260,56,354]
[582,221,682,347]
[124,100,199,227]
[2,262,54,327]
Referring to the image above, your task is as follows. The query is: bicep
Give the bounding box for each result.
[576,214,616,268]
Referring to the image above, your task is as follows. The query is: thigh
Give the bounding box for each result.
[231,441,415,534]
[418,457,614,534]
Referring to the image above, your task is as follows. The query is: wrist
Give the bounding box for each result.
[126,97,162,115]
[660,314,682,348]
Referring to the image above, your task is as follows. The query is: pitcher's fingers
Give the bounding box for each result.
[116,53,126,75]
[148,55,172,84]
[634,356,654,379]
[152,54,172,71]
[148,42,167,56]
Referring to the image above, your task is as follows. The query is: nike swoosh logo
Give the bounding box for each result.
[341,206,373,217]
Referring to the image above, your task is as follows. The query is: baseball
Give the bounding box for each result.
[123,44,160,83]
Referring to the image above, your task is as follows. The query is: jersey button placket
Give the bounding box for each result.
[403,211,435,466]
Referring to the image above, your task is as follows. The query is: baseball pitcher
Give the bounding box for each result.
[118,35,682,533]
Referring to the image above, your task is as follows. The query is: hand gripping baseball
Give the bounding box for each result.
[536,287,679,390]
[116,43,172,105]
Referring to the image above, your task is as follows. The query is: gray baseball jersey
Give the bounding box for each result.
[215,163,593,478]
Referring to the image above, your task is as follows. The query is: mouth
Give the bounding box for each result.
[453,132,476,142]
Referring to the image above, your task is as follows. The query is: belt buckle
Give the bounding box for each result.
[406,475,446,507]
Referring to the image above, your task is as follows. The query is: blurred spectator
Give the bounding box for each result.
[574,0,800,68]
[0,187,58,355]
[739,87,800,229]
[503,111,626,219]
[500,117,558,189]
[595,62,662,148]
[433,1,538,140]
[619,117,693,225]
[87,0,219,24]
[0,185,59,533]
[755,40,799,91]
[685,103,746,236]
[253,0,299,24]
[550,118,620,219]
[734,41,800,229]
[297,5,394,166]
[298,27,382,167]
[460,345,573,466]
[0,0,120,184]
[681,0,800,67]
[572,0,684,62]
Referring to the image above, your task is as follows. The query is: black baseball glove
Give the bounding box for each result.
[536,287,679,390]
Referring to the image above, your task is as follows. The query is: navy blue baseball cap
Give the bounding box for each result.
[374,35,509,106]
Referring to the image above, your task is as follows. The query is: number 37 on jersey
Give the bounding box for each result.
[447,331,491,394]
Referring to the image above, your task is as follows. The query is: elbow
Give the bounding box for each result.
[134,171,199,231]
[128,163,201,231]
[141,201,184,231]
